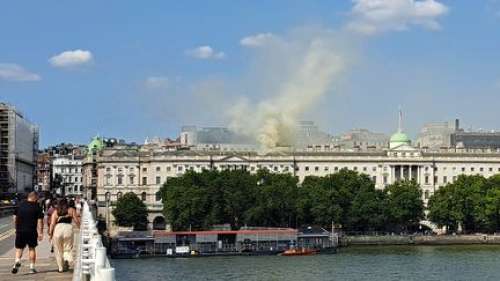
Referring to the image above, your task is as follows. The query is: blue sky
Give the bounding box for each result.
[1,0,500,147]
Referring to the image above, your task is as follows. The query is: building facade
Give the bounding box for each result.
[35,152,51,192]
[93,129,500,230]
[52,155,84,196]
[0,103,39,193]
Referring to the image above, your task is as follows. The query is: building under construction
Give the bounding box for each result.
[0,103,39,193]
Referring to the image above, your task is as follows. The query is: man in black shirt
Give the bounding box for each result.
[11,192,44,274]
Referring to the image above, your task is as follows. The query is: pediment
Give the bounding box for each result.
[219,155,249,162]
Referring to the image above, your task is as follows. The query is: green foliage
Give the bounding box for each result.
[112,192,149,229]
[160,168,427,232]
[385,180,424,231]
[428,174,500,233]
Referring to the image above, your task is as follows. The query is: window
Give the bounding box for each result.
[305,166,310,171]
[424,190,430,199]
[156,166,161,172]
[443,176,447,184]
[324,166,329,171]
[383,176,388,184]
[105,192,111,202]
[372,167,376,172]
[142,177,147,185]
[354,167,358,171]
[167,166,171,172]
[273,166,278,172]
[178,166,183,171]
[105,175,111,185]
[480,167,484,172]
[334,167,338,171]
[156,176,161,184]
[372,176,376,182]
[117,192,123,200]
[434,176,438,184]
[129,175,134,185]
[142,167,147,172]
[155,191,162,202]
[363,167,367,172]
[462,167,465,172]
[489,167,493,172]
[471,167,475,172]
[117,175,123,185]
[315,166,319,172]
[129,167,134,172]
[141,192,147,201]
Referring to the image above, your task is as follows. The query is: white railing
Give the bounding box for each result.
[73,201,116,281]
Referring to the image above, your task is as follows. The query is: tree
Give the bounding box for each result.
[347,185,386,231]
[385,180,424,232]
[245,170,298,227]
[112,192,148,230]
[428,175,488,233]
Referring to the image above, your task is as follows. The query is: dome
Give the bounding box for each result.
[389,132,410,149]
[87,136,104,155]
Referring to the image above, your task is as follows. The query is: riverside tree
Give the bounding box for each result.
[428,174,498,233]
[160,168,427,232]
[112,192,149,230]
[385,180,424,232]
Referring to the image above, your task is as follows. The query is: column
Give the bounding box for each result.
[408,165,412,181]
[399,165,403,181]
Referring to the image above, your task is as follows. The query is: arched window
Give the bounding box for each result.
[155,191,162,202]
[152,216,166,230]
[117,192,123,200]
[105,192,111,202]
[141,192,147,201]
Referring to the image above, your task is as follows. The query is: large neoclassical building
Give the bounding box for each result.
[90,127,500,230]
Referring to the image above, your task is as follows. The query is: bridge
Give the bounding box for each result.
[0,202,115,281]
[419,220,446,235]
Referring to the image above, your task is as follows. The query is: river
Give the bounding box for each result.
[112,245,500,281]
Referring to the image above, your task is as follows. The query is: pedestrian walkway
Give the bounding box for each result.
[0,232,72,281]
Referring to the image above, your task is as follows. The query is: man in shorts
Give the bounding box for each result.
[12,192,44,274]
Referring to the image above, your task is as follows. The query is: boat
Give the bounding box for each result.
[280,248,317,256]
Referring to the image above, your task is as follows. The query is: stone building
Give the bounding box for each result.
[35,152,51,192]
[92,121,500,230]
[52,154,84,196]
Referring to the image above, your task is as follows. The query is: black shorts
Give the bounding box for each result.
[15,231,38,249]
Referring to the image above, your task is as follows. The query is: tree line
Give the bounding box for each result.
[428,174,500,233]
[159,169,425,232]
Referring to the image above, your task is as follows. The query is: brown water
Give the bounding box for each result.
[112,245,500,281]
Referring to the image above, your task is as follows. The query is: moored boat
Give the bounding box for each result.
[280,248,317,256]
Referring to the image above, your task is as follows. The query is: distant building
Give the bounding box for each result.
[0,103,39,193]
[332,129,389,149]
[35,152,51,192]
[416,119,459,149]
[294,121,333,148]
[417,119,500,150]
[52,154,84,196]
[82,136,133,199]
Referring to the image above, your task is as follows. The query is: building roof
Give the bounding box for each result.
[390,132,411,149]
[87,136,104,155]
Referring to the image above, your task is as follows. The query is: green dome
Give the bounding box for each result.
[87,136,104,155]
[389,132,411,149]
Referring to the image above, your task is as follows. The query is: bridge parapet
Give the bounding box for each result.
[73,202,116,281]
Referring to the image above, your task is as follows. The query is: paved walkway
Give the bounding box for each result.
[0,218,73,281]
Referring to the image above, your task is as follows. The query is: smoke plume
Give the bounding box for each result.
[229,28,350,151]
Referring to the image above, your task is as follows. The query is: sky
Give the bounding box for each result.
[1,0,500,147]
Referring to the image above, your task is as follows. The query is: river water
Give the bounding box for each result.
[112,245,500,281]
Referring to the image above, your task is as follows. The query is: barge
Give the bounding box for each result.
[110,226,337,258]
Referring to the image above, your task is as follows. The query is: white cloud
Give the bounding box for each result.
[145,76,169,89]
[240,33,276,47]
[0,64,41,82]
[347,0,448,35]
[49,49,93,68]
[185,46,225,60]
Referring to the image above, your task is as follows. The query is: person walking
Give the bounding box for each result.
[49,198,78,273]
[11,192,44,274]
